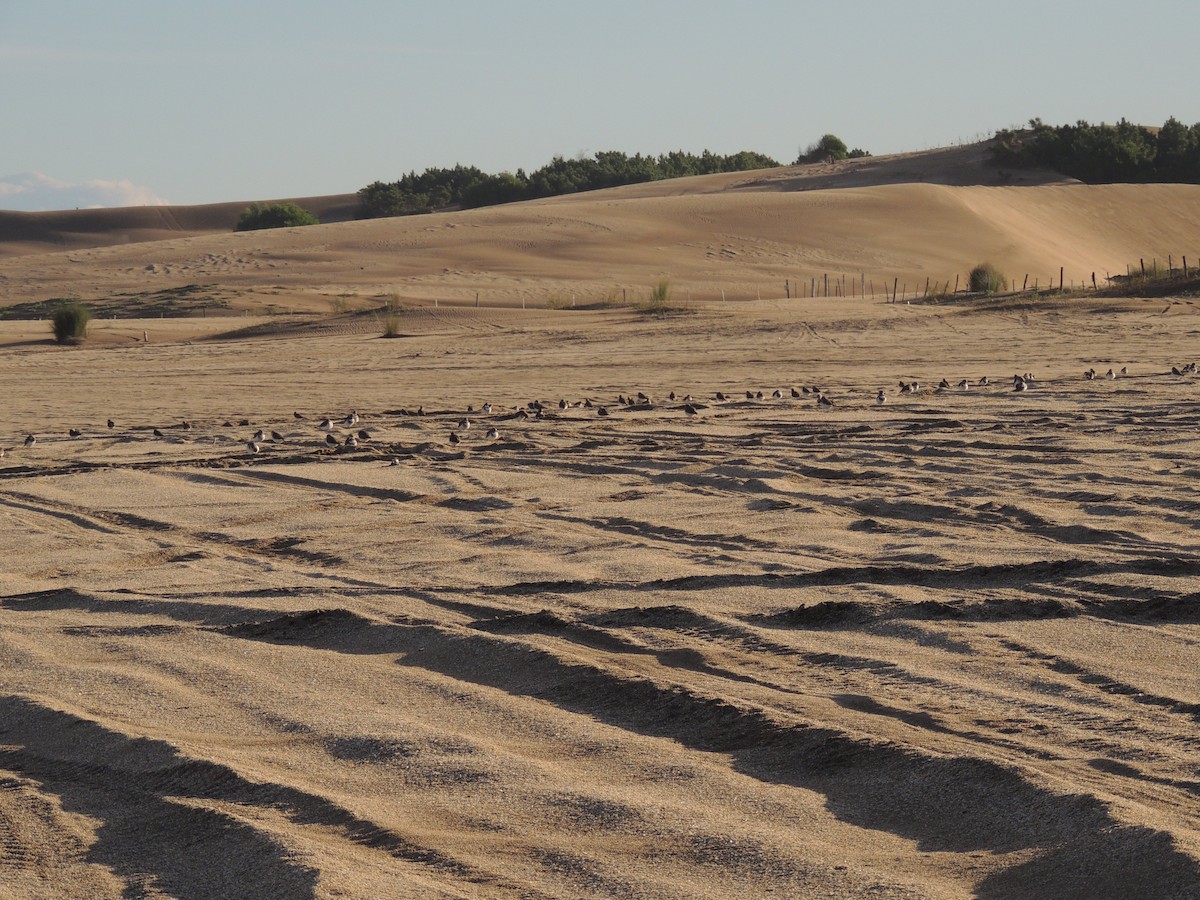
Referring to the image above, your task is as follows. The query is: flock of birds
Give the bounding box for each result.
[2,361,1164,463]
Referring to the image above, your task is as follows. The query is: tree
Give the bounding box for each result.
[235,202,319,231]
[797,134,850,164]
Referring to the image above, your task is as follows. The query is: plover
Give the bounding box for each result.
[253,429,267,442]
[978,376,989,386]
[247,441,261,453]
[876,391,886,405]
[715,392,727,401]
[958,379,970,390]
[293,411,305,419]
[458,417,471,430]
[107,419,115,429]
[343,410,359,426]
[817,394,834,407]
[486,427,499,439]
[1106,368,1116,379]
[597,406,609,417]
[449,432,460,445]
[771,389,783,399]
[790,387,801,398]
[344,434,358,448]
[357,429,370,440]
[69,428,82,437]
[152,428,164,437]
[683,403,698,416]
[24,434,36,447]
[271,431,284,441]
[1013,377,1028,392]
[319,418,334,431]
[482,403,493,414]
[325,433,338,446]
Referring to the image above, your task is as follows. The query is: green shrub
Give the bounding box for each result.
[969,263,1006,294]
[381,312,403,338]
[51,302,91,344]
[235,202,319,232]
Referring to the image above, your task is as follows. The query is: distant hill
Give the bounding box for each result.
[0,194,359,258]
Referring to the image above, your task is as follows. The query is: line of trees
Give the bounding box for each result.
[356,149,782,219]
[993,117,1200,184]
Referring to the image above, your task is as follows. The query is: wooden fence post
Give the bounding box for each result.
[893,277,899,303]
[1059,266,1065,292]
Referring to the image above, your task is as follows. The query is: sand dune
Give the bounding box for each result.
[2,144,1200,897]
[1,143,1196,318]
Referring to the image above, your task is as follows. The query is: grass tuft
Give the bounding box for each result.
[51,302,91,344]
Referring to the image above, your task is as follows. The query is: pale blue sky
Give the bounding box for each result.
[2,0,1197,210]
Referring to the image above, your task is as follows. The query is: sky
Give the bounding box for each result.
[2,0,1198,211]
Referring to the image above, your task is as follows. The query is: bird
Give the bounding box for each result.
[344,434,358,448]
[583,399,594,409]
[253,429,267,442]
[755,391,764,400]
[876,391,886,405]
[388,457,400,466]
[668,392,676,401]
[978,376,990,386]
[939,378,950,389]
[715,392,727,401]
[958,379,970,390]
[181,421,192,431]
[790,387,801,398]
[343,410,360,426]
[458,417,471,430]
[637,392,649,402]
[69,428,82,437]
[247,441,261,453]
[899,381,913,394]
[466,405,475,413]
[682,394,693,403]
[325,434,338,446]
[271,431,284,442]
[416,406,425,416]
[1106,368,1116,379]
[107,419,115,429]
[293,411,305,420]
[559,399,568,409]
[223,421,234,428]
[486,427,499,439]
[1172,366,1182,376]
[1085,368,1097,380]
[357,429,370,440]
[771,389,783,399]
[597,406,609,417]
[319,418,334,431]
[1013,377,1028,392]
[24,434,36,447]
[817,394,834,407]
[449,432,460,445]
[1121,366,1128,376]
[683,403,698,416]
[152,428,163,437]
[745,390,755,399]
[482,403,493,414]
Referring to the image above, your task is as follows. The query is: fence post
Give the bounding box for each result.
[1185,257,1190,277]
[785,279,790,299]
[893,277,899,303]
[824,274,828,297]
[1059,266,1065,292]
[1092,272,1097,290]
[954,273,960,294]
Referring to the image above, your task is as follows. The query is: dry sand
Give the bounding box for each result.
[2,145,1200,898]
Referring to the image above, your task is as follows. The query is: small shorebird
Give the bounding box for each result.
[344,434,358,448]
[683,403,698,416]
[939,378,950,389]
[715,392,727,401]
[253,429,267,442]
[876,391,886,405]
[357,429,370,440]
[817,394,834,407]
[389,457,400,466]
[293,411,305,419]
[486,427,499,439]
[319,418,334,431]
[343,410,359,426]
[1121,366,1128,376]
[449,432,460,445]
[152,428,164,437]
[325,433,338,446]
[958,379,970,390]
[978,376,990,386]
[69,428,82,437]
[271,431,284,441]
[771,389,783,399]
[457,417,471,430]
[24,434,36,447]
[247,441,261,453]
[1085,368,1097,380]
[1106,368,1116,379]
[1013,376,1028,392]
[482,403,492,414]
[597,406,609,417]
[107,419,115,429]
[790,387,801,398]
[181,421,192,431]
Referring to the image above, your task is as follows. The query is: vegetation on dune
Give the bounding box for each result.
[235,202,319,232]
[51,302,91,344]
[969,263,1006,295]
[356,149,782,219]
[795,133,871,164]
[992,117,1200,183]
